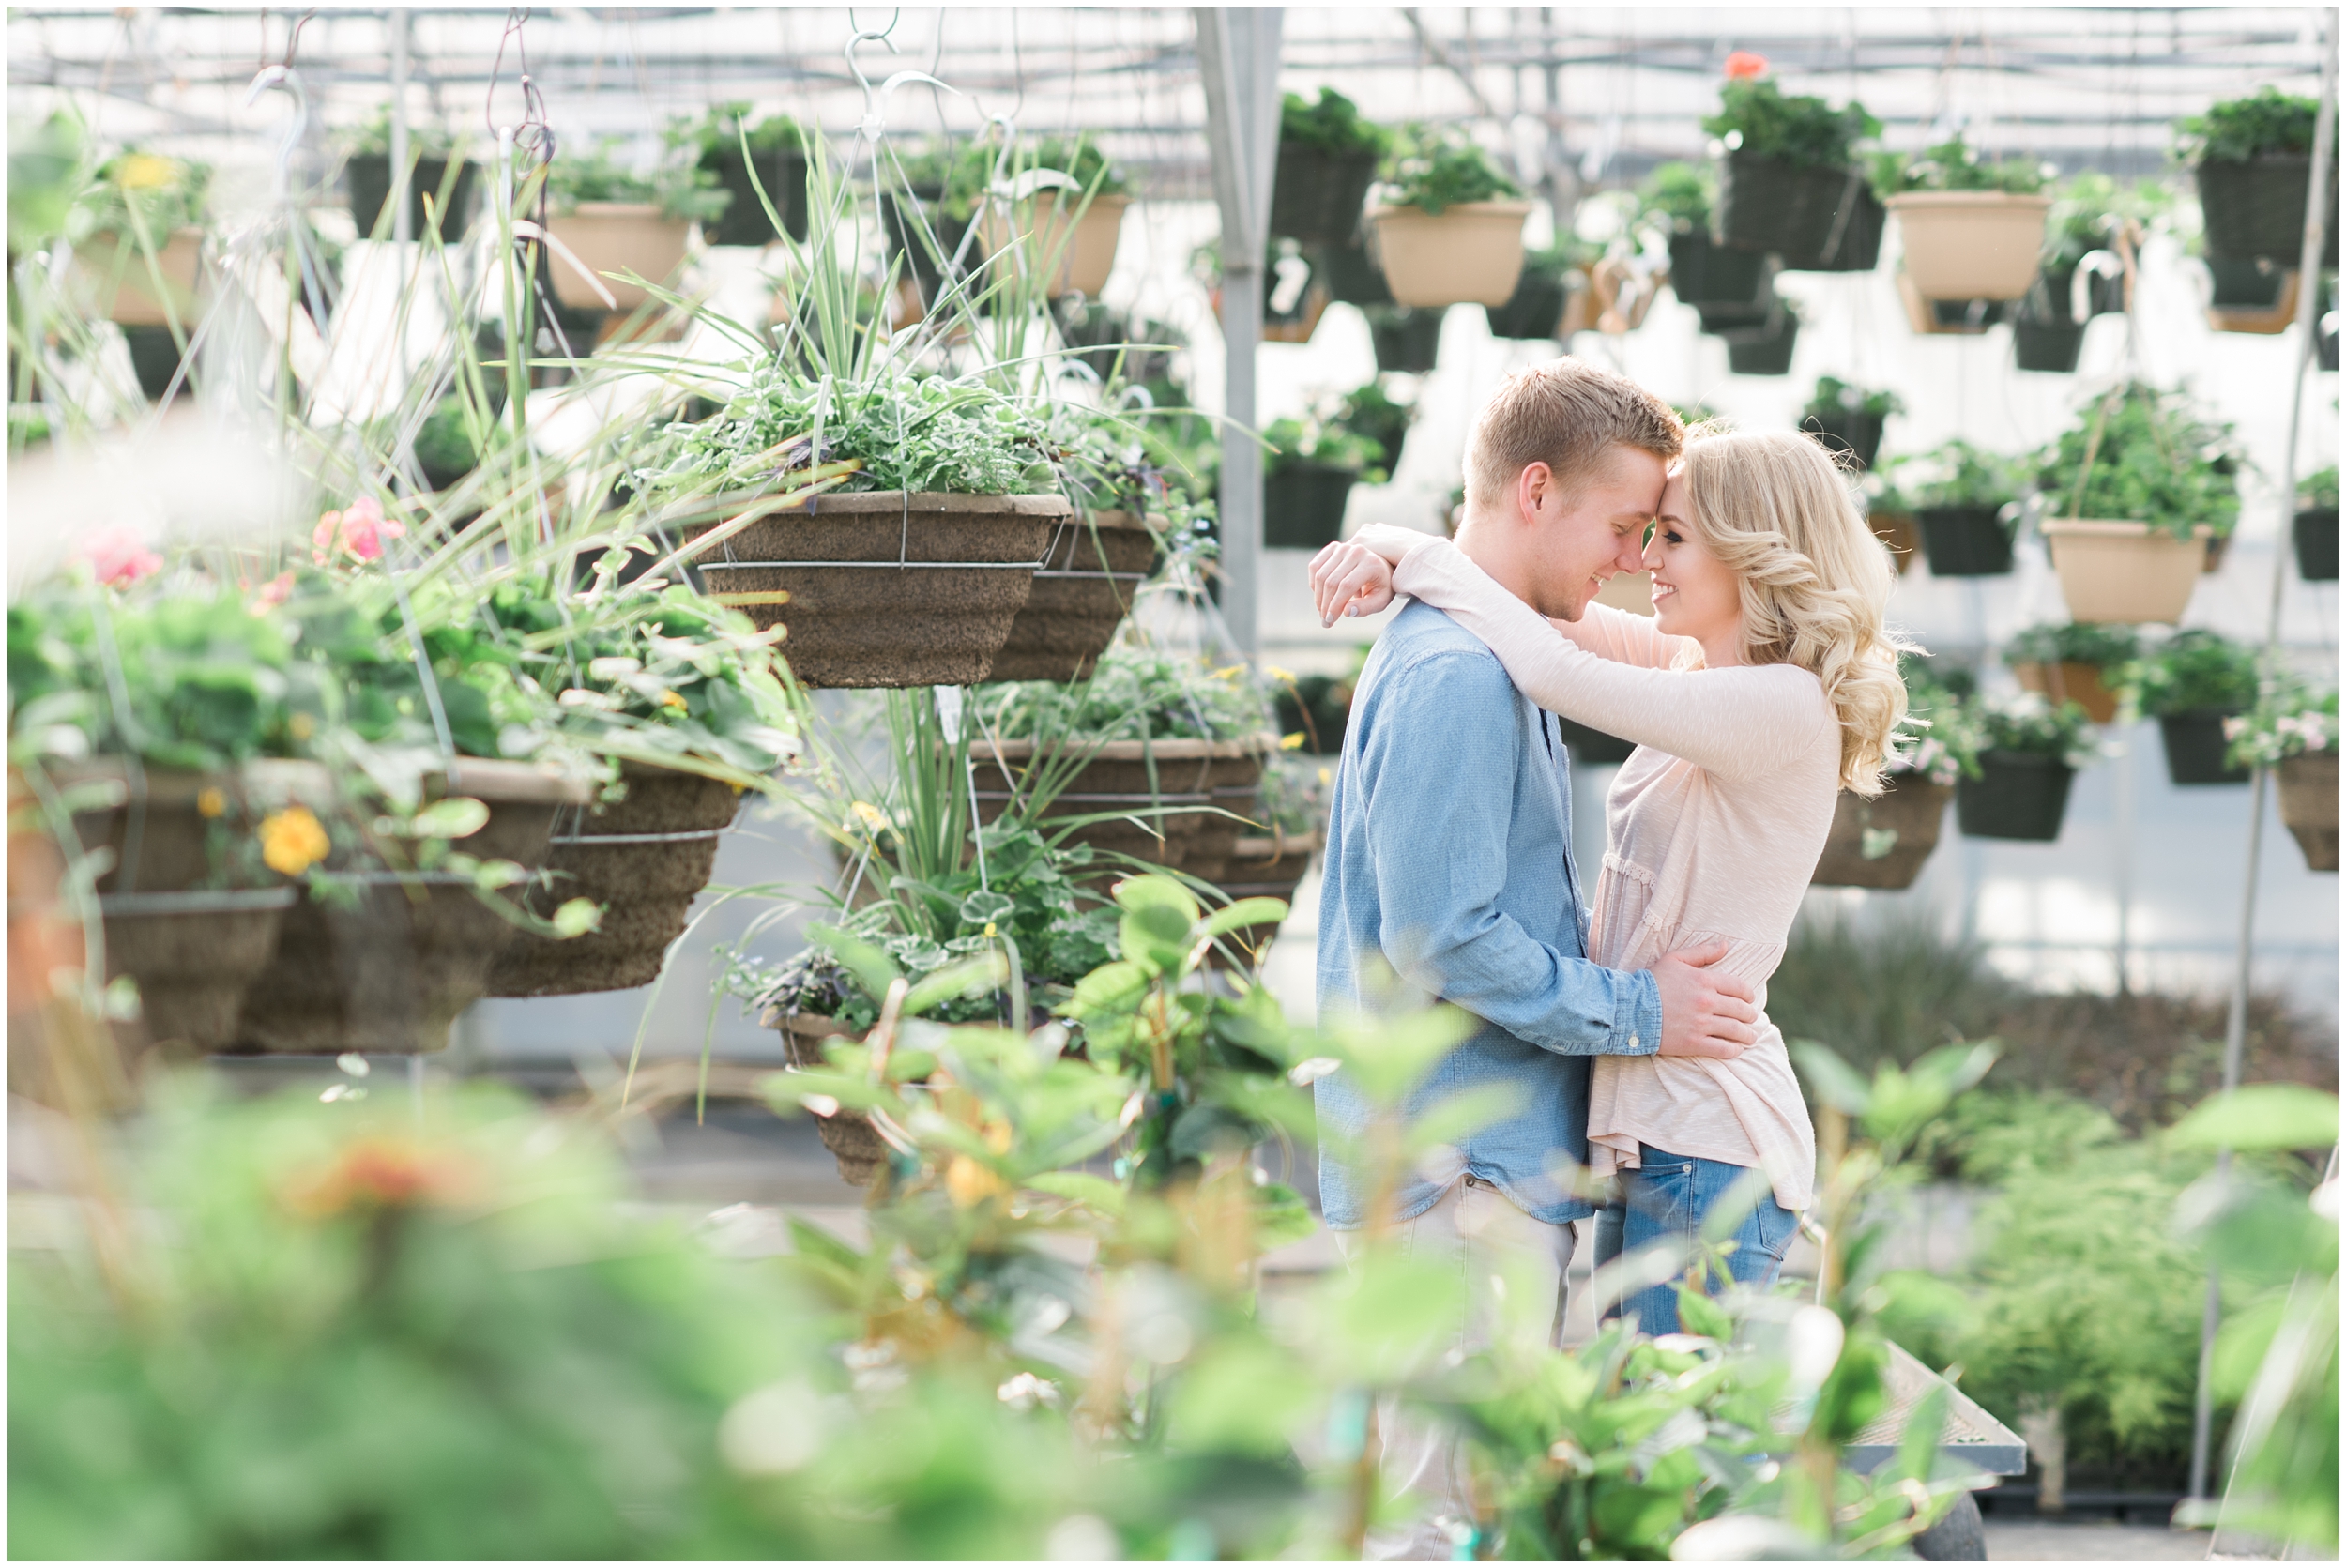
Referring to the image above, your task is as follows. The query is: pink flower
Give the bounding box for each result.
[312,496,405,567]
[77,525,163,588]
[250,570,297,609]
[1724,51,1769,80]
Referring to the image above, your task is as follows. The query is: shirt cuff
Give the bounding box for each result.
[1619,969,1663,1056]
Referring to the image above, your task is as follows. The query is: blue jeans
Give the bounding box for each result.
[1593,1144,1800,1336]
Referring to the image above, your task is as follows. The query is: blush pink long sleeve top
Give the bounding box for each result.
[1392,539,1835,1210]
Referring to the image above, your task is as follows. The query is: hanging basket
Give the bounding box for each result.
[543,203,691,312]
[1485,269,1574,341]
[1722,313,1799,375]
[484,765,745,997]
[1915,506,2015,576]
[969,735,1276,884]
[978,191,1130,300]
[1714,156,1882,272]
[1667,230,1770,309]
[232,762,589,1056]
[1893,270,2005,335]
[1956,752,2076,843]
[2196,158,2339,267]
[2157,710,2252,786]
[676,489,1064,688]
[1313,236,1392,306]
[1868,510,1921,574]
[2293,507,2339,582]
[347,153,477,241]
[777,1012,892,1186]
[701,147,810,246]
[2013,320,2087,373]
[1271,143,1379,247]
[1885,191,2053,301]
[1367,306,1446,373]
[76,227,205,327]
[120,326,192,402]
[1802,411,1884,472]
[2277,752,2339,873]
[1206,830,1319,969]
[1556,716,1637,766]
[2204,263,2300,334]
[1264,464,1360,550]
[2042,521,2207,624]
[102,888,298,1057]
[2010,662,2123,724]
[985,510,1161,682]
[1368,201,1531,309]
[1809,775,1951,890]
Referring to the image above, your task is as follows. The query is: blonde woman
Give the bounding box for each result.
[1308,426,1911,1333]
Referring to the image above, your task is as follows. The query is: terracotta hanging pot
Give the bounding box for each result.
[984,510,1161,683]
[1367,201,1531,308]
[2277,752,2338,872]
[2041,521,2208,624]
[2009,662,2123,724]
[1809,775,1951,890]
[543,203,691,312]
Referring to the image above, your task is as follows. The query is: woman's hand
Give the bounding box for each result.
[1308,525,1436,628]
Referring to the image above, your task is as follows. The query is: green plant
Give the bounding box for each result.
[2300,465,2339,510]
[1803,375,1904,423]
[2177,86,2325,163]
[673,102,807,160]
[1280,88,1391,160]
[1332,379,1415,475]
[543,136,728,224]
[2226,679,2338,769]
[2039,382,2245,540]
[2002,621,2141,671]
[1638,160,1714,234]
[1866,133,2049,201]
[1703,79,1879,169]
[980,643,1273,746]
[2041,172,2174,271]
[69,148,209,242]
[341,105,459,159]
[1379,124,1522,215]
[1261,414,1385,480]
[2117,629,2262,717]
[1892,439,2030,514]
[1942,691,2101,774]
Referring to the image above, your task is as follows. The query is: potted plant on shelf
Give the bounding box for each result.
[2295,465,2338,582]
[2118,629,2262,785]
[1271,87,1389,247]
[2176,85,2338,270]
[342,108,476,241]
[2001,622,2139,724]
[1366,125,1530,309]
[677,103,810,247]
[540,139,725,315]
[1643,160,1770,324]
[2037,382,2241,623]
[1801,376,1901,472]
[2226,681,2338,872]
[1811,657,1963,889]
[1900,440,2027,576]
[1485,236,1596,341]
[69,150,208,329]
[1702,68,1883,272]
[1260,412,1384,549]
[1870,134,2053,312]
[1946,691,2101,843]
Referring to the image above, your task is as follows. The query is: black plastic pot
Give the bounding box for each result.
[1556,716,1637,766]
[1313,237,1393,306]
[701,146,810,245]
[2013,319,2087,373]
[2196,158,2338,267]
[1715,154,1882,272]
[1668,229,1770,309]
[1722,313,1799,375]
[119,325,191,400]
[1485,269,1570,341]
[2034,266,2127,324]
[1274,674,1354,755]
[1957,751,2075,842]
[880,192,970,306]
[347,153,477,241]
[2158,709,2251,785]
[2207,256,2291,310]
[2294,506,2339,582]
[1264,463,1359,550]
[2323,312,2339,372]
[1802,411,1883,472]
[1916,506,2015,576]
[1928,297,2007,331]
[1367,306,1445,373]
[1270,143,1379,247]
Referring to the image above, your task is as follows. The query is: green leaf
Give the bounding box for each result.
[1061,959,1150,1020]
[899,952,1009,1017]
[1114,871,1200,924]
[1252,1181,1319,1251]
[1790,1039,1872,1115]
[411,796,490,840]
[2171,1085,2340,1152]
[1196,896,1289,939]
[807,921,901,1005]
[1025,1170,1126,1216]
[956,889,1016,928]
[1118,901,1194,977]
[1675,1286,1735,1342]
[469,858,527,891]
[551,897,602,937]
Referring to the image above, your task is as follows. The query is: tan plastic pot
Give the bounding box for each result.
[2009,662,2123,724]
[2277,752,2338,872]
[2041,521,2209,625]
[1885,191,2053,301]
[2204,267,2301,335]
[979,191,1129,299]
[1810,776,1951,890]
[544,203,691,311]
[1367,201,1531,309]
[77,228,205,326]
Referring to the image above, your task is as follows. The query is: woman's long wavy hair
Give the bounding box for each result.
[1675,426,1913,795]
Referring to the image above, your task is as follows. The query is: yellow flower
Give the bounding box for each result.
[1263,664,1296,684]
[114,153,178,191]
[1280,732,1305,751]
[660,689,688,710]
[196,786,227,818]
[983,921,998,939]
[1211,663,1245,682]
[289,712,316,741]
[258,805,330,876]
[1318,767,1333,786]
[945,1154,1007,1208]
[849,799,890,836]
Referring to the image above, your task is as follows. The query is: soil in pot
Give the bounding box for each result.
[776,1012,892,1187]
[2013,320,2087,373]
[1265,464,1359,550]
[1207,831,1318,968]
[1556,716,1636,766]
[1810,776,1950,890]
[2011,662,2122,724]
[2294,507,2339,582]
[986,510,1160,683]
[1802,412,1883,473]
[2041,521,2206,625]
[1271,143,1379,248]
[702,146,809,246]
[347,153,477,241]
[1916,507,2015,576]
[1723,314,1799,375]
[1956,752,2076,843]
[2197,158,2339,267]
[1668,231,1770,309]
[678,490,1063,688]
[2277,752,2338,872]
[1485,271,1570,341]
[1367,305,1445,373]
[484,766,744,997]
[2158,710,2251,786]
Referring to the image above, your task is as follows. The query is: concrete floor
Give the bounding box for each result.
[1983,1520,2209,1561]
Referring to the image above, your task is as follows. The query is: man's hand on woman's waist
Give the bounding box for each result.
[1651,942,1759,1059]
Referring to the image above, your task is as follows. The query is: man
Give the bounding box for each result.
[1311,358,1760,1560]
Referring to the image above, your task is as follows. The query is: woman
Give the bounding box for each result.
[1306,427,1911,1333]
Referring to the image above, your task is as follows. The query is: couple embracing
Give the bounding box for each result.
[1306,358,1910,1560]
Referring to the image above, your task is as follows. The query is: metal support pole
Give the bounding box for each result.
[389,8,413,246]
[2186,7,2336,1507]
[1195,6,1282,659]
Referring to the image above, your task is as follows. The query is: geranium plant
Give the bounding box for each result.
[1703,78,1879,168]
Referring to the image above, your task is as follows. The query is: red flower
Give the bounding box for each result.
[76,525,163,588]
[312,495,405,567]
[1724,51,1769,81]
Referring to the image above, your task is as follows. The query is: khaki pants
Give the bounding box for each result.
[1332,1174,1578,1561]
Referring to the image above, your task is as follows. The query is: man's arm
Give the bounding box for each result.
[1356,647,1661,1057]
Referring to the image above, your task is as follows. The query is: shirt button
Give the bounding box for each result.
[1630,1035,1641,1049]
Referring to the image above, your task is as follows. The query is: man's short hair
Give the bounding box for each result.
[1462,358,1684,509]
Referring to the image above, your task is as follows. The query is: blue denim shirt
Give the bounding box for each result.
[1315,599,1663,1229]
